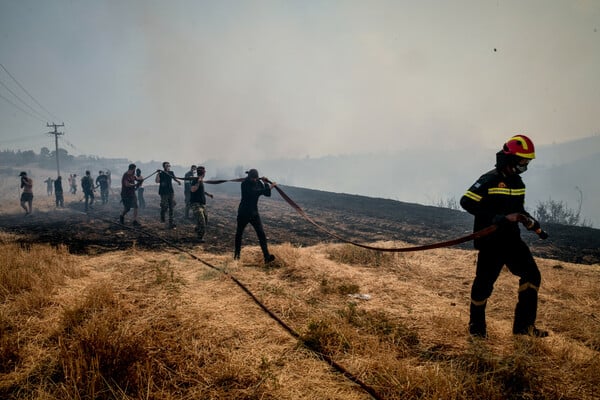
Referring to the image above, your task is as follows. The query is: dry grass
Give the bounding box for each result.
[0,232,599,399]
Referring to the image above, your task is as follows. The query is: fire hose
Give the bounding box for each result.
[171,175,547,252]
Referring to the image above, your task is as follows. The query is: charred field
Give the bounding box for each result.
[1,183,599,265]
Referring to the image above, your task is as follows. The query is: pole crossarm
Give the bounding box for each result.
[46,122,65,177]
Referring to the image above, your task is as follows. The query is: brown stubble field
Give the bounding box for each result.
[1,172,599,399]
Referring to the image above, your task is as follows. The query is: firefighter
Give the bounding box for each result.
[460,134,548,338]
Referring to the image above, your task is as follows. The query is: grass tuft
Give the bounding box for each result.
[326,244,396,267]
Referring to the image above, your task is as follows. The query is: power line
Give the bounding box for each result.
[0,91,47,123]
[0,63,61,121]
[58,136,81,153]
[0,77,48,121]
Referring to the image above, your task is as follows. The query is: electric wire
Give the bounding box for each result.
[0,76,49,121]
[0,63,61,121]
[58,136,80,153]
[0,90,47,123]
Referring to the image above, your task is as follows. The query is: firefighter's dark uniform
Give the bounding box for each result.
[460,166,541,336]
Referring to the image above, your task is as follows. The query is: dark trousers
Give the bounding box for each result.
[55,192,64,207]
[84,190,94,211]
[470,239,541,333]
[100,188,109,204]
[234,213,269,258]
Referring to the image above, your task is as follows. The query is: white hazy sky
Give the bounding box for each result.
[1,0,599,165]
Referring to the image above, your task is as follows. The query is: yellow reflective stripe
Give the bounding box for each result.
[471,298,488,306]
[519,282,539,292]
[488,188,526,196]
[464,191,482,202]
[488,188,511,195]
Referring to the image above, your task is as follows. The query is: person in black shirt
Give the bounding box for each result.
[155,161,181,228]
[189,166,213,242]
[54,176,64,207]
[81,170,95,212]
[234,169,277,263]
[460,134,548,338]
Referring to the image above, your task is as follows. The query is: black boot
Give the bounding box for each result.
[513,287,548,337]
[469,301,487,338]
[514,326,549,337]
[259,241,274,264]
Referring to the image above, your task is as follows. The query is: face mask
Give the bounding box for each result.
[515,159,530,174]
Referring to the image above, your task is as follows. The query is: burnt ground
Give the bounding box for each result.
[1,183,599,265]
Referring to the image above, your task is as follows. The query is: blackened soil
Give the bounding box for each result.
[1,184,599,265]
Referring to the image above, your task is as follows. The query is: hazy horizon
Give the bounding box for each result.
[1,1,599,166]
[2,1,599,225]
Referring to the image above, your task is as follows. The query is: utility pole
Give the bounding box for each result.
[46,123,64,177]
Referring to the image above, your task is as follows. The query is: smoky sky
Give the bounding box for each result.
[1,0,599,165]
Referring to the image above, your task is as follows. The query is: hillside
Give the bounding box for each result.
[0,182,598,399]
[204,135,600,227]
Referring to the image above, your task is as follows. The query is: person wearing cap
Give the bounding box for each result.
[120,163,143,226]
[19,171,33,215]
[234,169,277,264]
[184,165,197,219]
[460,134,548,338]
[155,161,181,228]
[189,166,213,242]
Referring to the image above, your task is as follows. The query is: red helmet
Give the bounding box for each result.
[503,134,535,159]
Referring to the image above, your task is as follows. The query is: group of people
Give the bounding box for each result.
[38,170,113,210]
[17,134,549,338]
[79,170,113,211]
[116,161,276,263]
